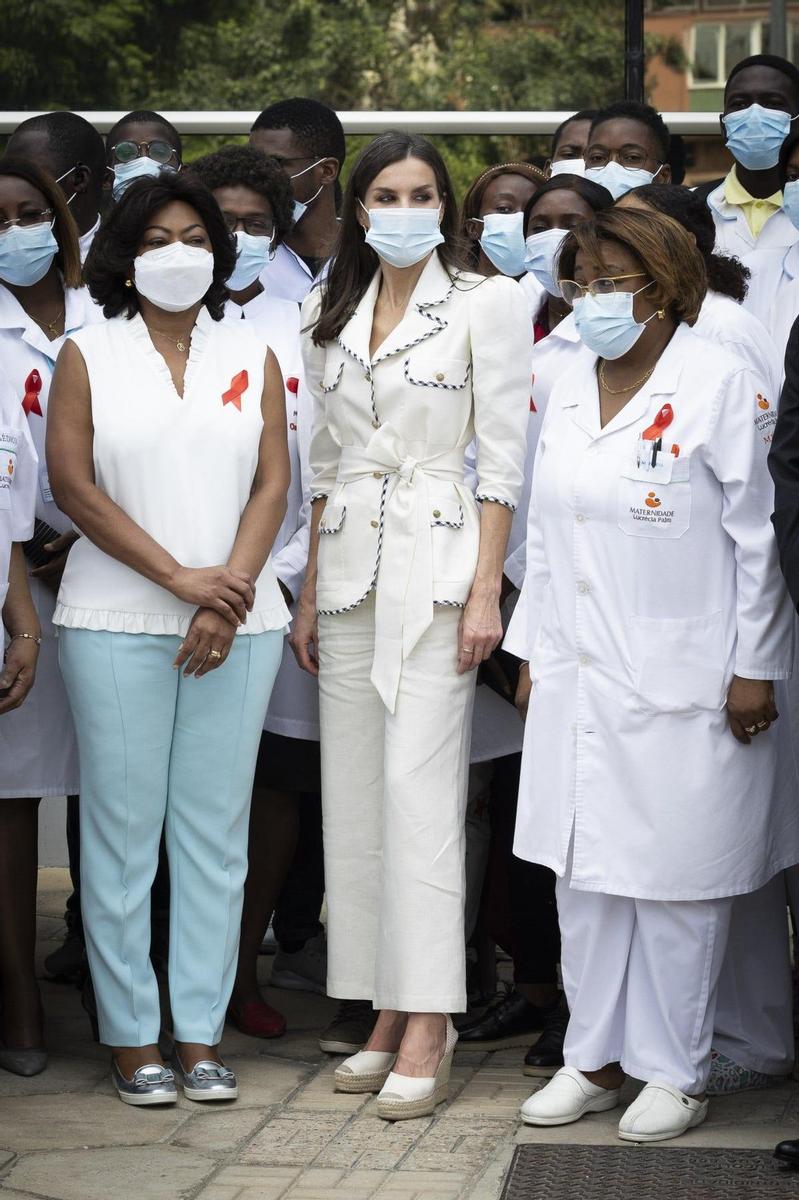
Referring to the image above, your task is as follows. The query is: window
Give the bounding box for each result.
[688,18,787,88]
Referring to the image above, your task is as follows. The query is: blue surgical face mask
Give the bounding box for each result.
[523,227,569,298]
[784,179,799,230]
[112,156,175,201]
[0,221,59,287]
[227,229,274,291]
[476,211,527,277]
[359,201,444,269]
[723,104,795,171]
[585,160,660,200]
[290,158,326,225]
[573,282,656,359]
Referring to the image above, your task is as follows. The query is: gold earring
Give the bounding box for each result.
[124,279,133,288]
[656,308,665,320]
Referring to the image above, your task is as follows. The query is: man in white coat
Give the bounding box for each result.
[705,53,799,327]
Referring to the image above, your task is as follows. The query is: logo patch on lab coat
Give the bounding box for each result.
[755,393,776,445]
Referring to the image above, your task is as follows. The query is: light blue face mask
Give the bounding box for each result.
[0,221,59,287]
[359,201,444,268]
[476,211,527,277]
[290,158,325,225]
[784,178,799,231]
[524,227,569,298]
[723,104,795,171]
[227,229,274,291]
[584,160,659,200]
[573,282,656,360]
[112,156,175,201]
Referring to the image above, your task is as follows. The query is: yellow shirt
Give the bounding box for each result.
[723,166,783,238]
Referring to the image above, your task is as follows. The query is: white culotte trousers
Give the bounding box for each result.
[318,593,476,1013]
[557,872,733,1095]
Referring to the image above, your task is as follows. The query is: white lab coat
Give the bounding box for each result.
[259,243,329,304]
[707,181,798,328]
[504,324,798,900]
[0,284,103,797]
[222,288,318,740]
[761,242,799,360]
[695,289,782,396]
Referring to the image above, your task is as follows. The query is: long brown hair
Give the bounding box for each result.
[0,157,82,290]
[312,131,468,346]
[557,208,706,326]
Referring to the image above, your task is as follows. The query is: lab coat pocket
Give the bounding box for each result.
[404,355,471,390]
[618,456,691,539]
[629,610,727,714]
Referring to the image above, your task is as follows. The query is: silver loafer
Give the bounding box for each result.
[173,1054,238,1101]
[112,1060,177,1106]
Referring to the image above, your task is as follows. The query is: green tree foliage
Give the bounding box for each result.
[0,0,682,198]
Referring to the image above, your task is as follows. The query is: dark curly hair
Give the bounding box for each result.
[83,172,236,320]
[622,183,750,303]
[188,146,295,248]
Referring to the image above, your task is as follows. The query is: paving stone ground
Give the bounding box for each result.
[2,870,799,1199]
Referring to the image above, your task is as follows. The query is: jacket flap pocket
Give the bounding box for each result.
[405,356,471,389]
[322,359,345,392]
[319,504,346,533]
[430,500,464,528]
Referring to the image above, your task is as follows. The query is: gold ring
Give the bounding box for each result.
[463,647,475,654]
[745,724,758,735]
[208,649,223,659]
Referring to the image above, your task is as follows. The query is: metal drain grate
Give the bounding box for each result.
[501,1145,796,1199]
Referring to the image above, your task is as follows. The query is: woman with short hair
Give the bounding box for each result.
[47,172,290,1106]
[508,207,797,1141]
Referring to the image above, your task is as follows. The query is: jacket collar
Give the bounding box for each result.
[563,323,692,440]
[337,251,456,369]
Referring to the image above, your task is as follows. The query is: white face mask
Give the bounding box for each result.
[134,242,214,313]
[523,227,570,298]
[549,158,586,178]
[584,160,660,200]
[359,200,445,268]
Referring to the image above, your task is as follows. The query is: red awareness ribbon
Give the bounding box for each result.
[222,369,249,411]
[286,376,299,395]
[22,369,43,417]
[641,403,673,441]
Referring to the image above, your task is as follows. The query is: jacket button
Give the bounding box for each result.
[435,372,445,381]
[373,471,382,478]
[370,519,379,528]
[432,508,442,518]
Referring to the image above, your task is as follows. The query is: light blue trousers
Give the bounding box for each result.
[58,628,282,1046]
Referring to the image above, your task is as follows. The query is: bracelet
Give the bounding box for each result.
[8,633,42,647]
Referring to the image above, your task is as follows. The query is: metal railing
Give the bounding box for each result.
[0,111,723,136]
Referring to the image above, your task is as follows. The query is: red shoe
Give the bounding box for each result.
[227,997,287,1039]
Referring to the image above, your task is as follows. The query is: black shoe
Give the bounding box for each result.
[318,1000,377,1055]
[44,930,86,983]
[523,998,569,1077]
[775,1138,799,1168]
[457,989,560,1046]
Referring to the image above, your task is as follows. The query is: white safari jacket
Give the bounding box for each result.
[301,252,532,710]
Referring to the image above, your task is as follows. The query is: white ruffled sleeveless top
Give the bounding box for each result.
[54,308,290,637]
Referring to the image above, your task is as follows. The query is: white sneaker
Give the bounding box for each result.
[520,1066,622,1126]
[618,1080,708,1143]
[270,931,327,995]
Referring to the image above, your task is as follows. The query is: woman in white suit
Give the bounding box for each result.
[291,132,531,1120]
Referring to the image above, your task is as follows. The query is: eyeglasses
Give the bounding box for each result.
[0,209,54,234]
[111,139,177,165]
[267,154,315,170]
[221,212,275,238]
[584,148,652,170]
[560,273,647,305]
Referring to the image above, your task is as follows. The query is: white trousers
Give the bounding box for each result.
[713,873,795,1075]
[318,593,476,1012]
[557,875,733,1094]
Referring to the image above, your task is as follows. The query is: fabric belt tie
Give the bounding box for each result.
[337,425,465,713]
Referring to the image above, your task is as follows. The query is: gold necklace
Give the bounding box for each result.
[150,326,193,353]
[30,306,65,336]
[598,359,655,396]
